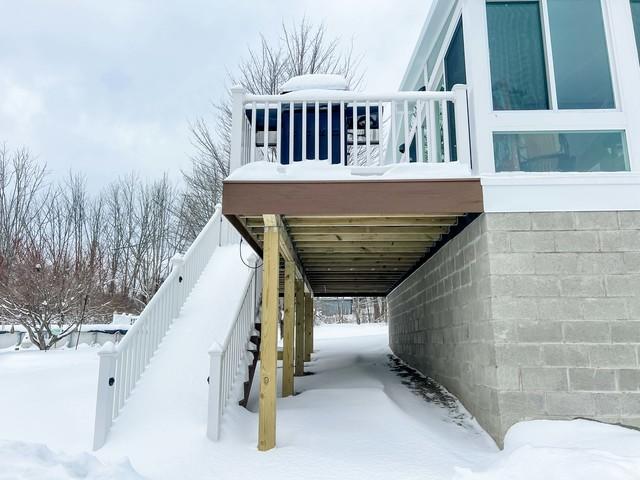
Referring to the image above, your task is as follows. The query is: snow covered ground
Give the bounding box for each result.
[2,323,640,479]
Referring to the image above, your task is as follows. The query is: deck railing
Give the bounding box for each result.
[229,85,471,172]
[206,261,262,440]
[93,205,235,449]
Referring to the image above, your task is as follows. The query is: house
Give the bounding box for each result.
[93,0,640,452]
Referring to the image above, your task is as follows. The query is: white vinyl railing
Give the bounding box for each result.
[229,85,471,172]
[206,261,262,440]
[93,205,235,449]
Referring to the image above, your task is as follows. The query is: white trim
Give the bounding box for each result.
[481,173,640,212]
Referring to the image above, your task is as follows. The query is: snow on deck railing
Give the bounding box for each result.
[229,85,471,172]
[93,205,238,450]
[206,260,261,440]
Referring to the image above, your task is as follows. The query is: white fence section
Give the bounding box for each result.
[206,262,262,440]
[229,85,471,172]
[93,205,238,449]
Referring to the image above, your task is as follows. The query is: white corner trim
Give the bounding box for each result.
[481,173,640,212]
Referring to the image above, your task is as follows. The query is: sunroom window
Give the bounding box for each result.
[486,0,615,111]
[632,1,640,55]
[493,131,629,172]
[487,1,549,110]
[547,0,614,109]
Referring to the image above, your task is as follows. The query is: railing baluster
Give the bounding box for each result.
[314,101,320,161]
[288,102,294,164]
[403,100,410,163]
[250,102,257,164]
[340,102,345,166]
[302,102,307,161]
[416,100,424,164]
[391,101,397,164]
[263,101,269,162]
[327,102,332,164]
[428,100,437,163]
[352,100,358,165]
[442,100,451,163]
[365,101,371,165]
[378,100,385,165]
[276,102,282,165]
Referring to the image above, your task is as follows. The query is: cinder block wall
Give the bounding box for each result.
[388,212,640,445]
[388,216,501,438]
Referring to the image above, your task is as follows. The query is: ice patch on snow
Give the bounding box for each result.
[0,440,144,480]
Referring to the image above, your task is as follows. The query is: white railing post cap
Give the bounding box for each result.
[208,341,223,355]
[98,341,117,356]
[231,85,247,94]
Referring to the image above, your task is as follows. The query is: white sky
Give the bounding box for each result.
[0,1,429,189]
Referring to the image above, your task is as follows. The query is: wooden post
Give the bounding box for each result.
[282,262,295,397]
[258,218,279,451]
[304,293,313,362]
[294,277,305,377]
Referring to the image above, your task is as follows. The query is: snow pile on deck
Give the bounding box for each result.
[0,440,143,480]
[226,160,471,182]
[455,419,640,480]
[280,74,348,93]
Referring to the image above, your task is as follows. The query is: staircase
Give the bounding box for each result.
[239,318,261,408]
[93,206,261,449]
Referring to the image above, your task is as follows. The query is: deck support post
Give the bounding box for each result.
[258,215,279,451]
[304,293,313,362]
[294,277,306,377]
[282,261,296,397]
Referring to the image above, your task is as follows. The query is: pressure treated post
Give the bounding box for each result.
[294,277,305,377]
[258,218,279,451]
[304,293,313,362]
[282,262,296,397]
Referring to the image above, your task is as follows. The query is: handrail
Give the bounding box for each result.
[207,261,262,440]
[93,205,234,450]
[244,90,456,103]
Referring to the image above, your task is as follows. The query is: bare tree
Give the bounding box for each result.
[180,18,363,241]
[0,146,47,283]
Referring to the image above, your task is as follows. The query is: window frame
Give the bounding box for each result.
[486,0,620,113]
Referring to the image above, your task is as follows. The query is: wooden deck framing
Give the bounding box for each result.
[224,178,483,297]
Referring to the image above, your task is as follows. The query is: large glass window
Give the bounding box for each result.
[547,0,614,109]
[632,1,640,55]
[444,20,467,162]
[494,131,629,172]
[487,1,549,110]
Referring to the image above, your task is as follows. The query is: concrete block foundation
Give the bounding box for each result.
[388,212,640,445]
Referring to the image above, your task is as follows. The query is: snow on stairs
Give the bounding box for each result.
[98,245,257,449]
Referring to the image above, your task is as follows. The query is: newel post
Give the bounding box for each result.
[230,86,248,174]
[452,85,472,172]
[207,343,224,441]
[93,342,117,450]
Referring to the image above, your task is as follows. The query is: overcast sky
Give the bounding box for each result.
[0,1,428,189]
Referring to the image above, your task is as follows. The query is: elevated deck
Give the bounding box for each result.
[223,176,483,297]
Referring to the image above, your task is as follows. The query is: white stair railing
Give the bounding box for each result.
[207,260,262,440]
[93,205,234,450]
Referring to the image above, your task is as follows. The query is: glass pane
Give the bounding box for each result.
[632,1,640,55]
[547,0,614,109]
[494,131,629,172]
[427,6,457,78]
[444,20,466,162]
[487,1,549,110]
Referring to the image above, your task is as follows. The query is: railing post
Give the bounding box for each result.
[207,345,224,441]
[230,86,248,174]
[93,342,117,450]
[452,85,472,172]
